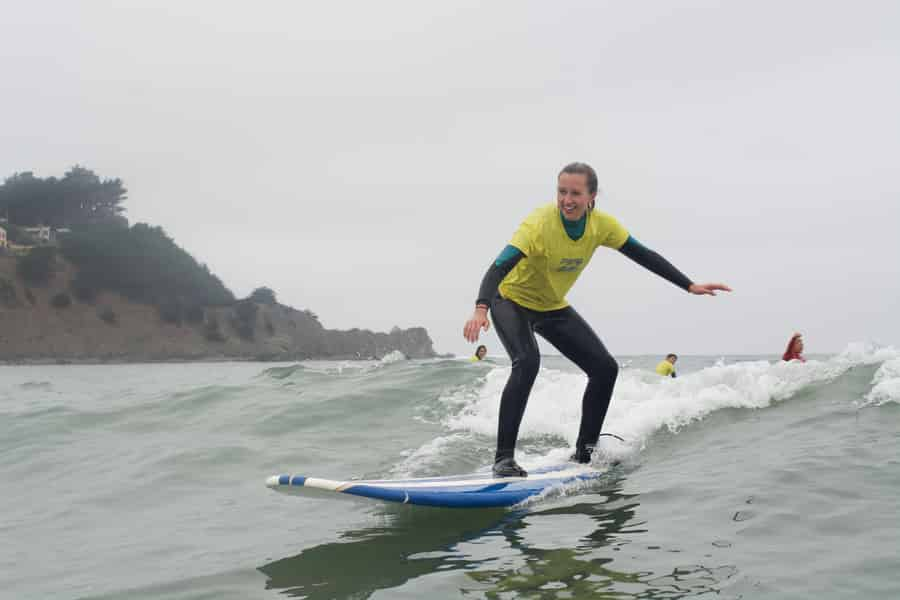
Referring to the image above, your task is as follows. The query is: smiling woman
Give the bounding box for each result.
[463,162,731,478]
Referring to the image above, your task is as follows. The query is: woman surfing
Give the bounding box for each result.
[463,162,731,477]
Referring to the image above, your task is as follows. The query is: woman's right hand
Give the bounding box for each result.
[463,306,491,343]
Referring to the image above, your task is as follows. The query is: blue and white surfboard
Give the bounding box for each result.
[265,464,607,508]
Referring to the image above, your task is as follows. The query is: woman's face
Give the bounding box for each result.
[557,172,596,221]
[795,337,804,352]
[477,347,487,359]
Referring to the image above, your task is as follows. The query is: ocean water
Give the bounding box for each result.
[1,344,898,599]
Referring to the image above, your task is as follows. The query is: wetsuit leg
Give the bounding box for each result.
[490,296,540,458]
[534,306,619,450]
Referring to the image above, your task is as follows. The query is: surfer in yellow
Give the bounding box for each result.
[470,345,488,362]
[463,162,731,477]
[655,354,678,378]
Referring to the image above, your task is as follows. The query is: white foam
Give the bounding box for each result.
[863,357,900,406]
[443,342,900,453]
[389,342,897,476]
[390,432,476,478]
[296,352,407,375]
[833,341,899,365]
[379,350,407,364]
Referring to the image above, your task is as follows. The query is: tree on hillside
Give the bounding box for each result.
[249,286,277,304]
[0,166,127,227]
[59,166,127,225]
[59,223,235,308]
[0,172,60,226]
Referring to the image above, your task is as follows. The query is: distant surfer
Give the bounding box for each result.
[463,162,731,477]
[655,354,678,378]
[470,345,488,362]
[782,333,806,362]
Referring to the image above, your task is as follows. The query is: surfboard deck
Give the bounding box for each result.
[265,464,607,508]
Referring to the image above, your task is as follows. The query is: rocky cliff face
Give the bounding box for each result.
[0,257,437,362]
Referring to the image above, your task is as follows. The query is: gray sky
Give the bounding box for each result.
[3,1,899,356]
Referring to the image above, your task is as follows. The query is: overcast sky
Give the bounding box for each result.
[2,1,899,356]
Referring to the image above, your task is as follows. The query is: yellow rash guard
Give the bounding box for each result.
[499,203,629,311]
[655,360,675,377]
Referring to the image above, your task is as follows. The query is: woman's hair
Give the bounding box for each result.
[782,334,802,361]
[559,162,598,195]
[476,345,487,354]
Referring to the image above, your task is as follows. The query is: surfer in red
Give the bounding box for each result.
[782,333,806,362]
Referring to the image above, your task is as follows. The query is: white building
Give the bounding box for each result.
[23,226,51,243]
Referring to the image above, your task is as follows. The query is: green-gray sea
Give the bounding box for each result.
[2,344,898,599]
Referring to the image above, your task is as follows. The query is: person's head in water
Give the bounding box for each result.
[783,333,804,361]
[557,162,598,221]
[475,345,487,360]
[666,353,678,364]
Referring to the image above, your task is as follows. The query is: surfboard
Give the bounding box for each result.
[265,464,608,508]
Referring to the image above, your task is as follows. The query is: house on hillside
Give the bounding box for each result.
[0,225,71,254]
[24,226,51,244]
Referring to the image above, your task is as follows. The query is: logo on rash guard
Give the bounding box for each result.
[557,258,584,272]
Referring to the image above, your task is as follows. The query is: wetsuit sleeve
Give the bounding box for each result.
[619,236,693,292]
[475,245,524,307]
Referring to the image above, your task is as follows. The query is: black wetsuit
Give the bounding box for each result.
[476,234,693,465]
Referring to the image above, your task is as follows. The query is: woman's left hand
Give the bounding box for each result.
[688,283,732,296]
